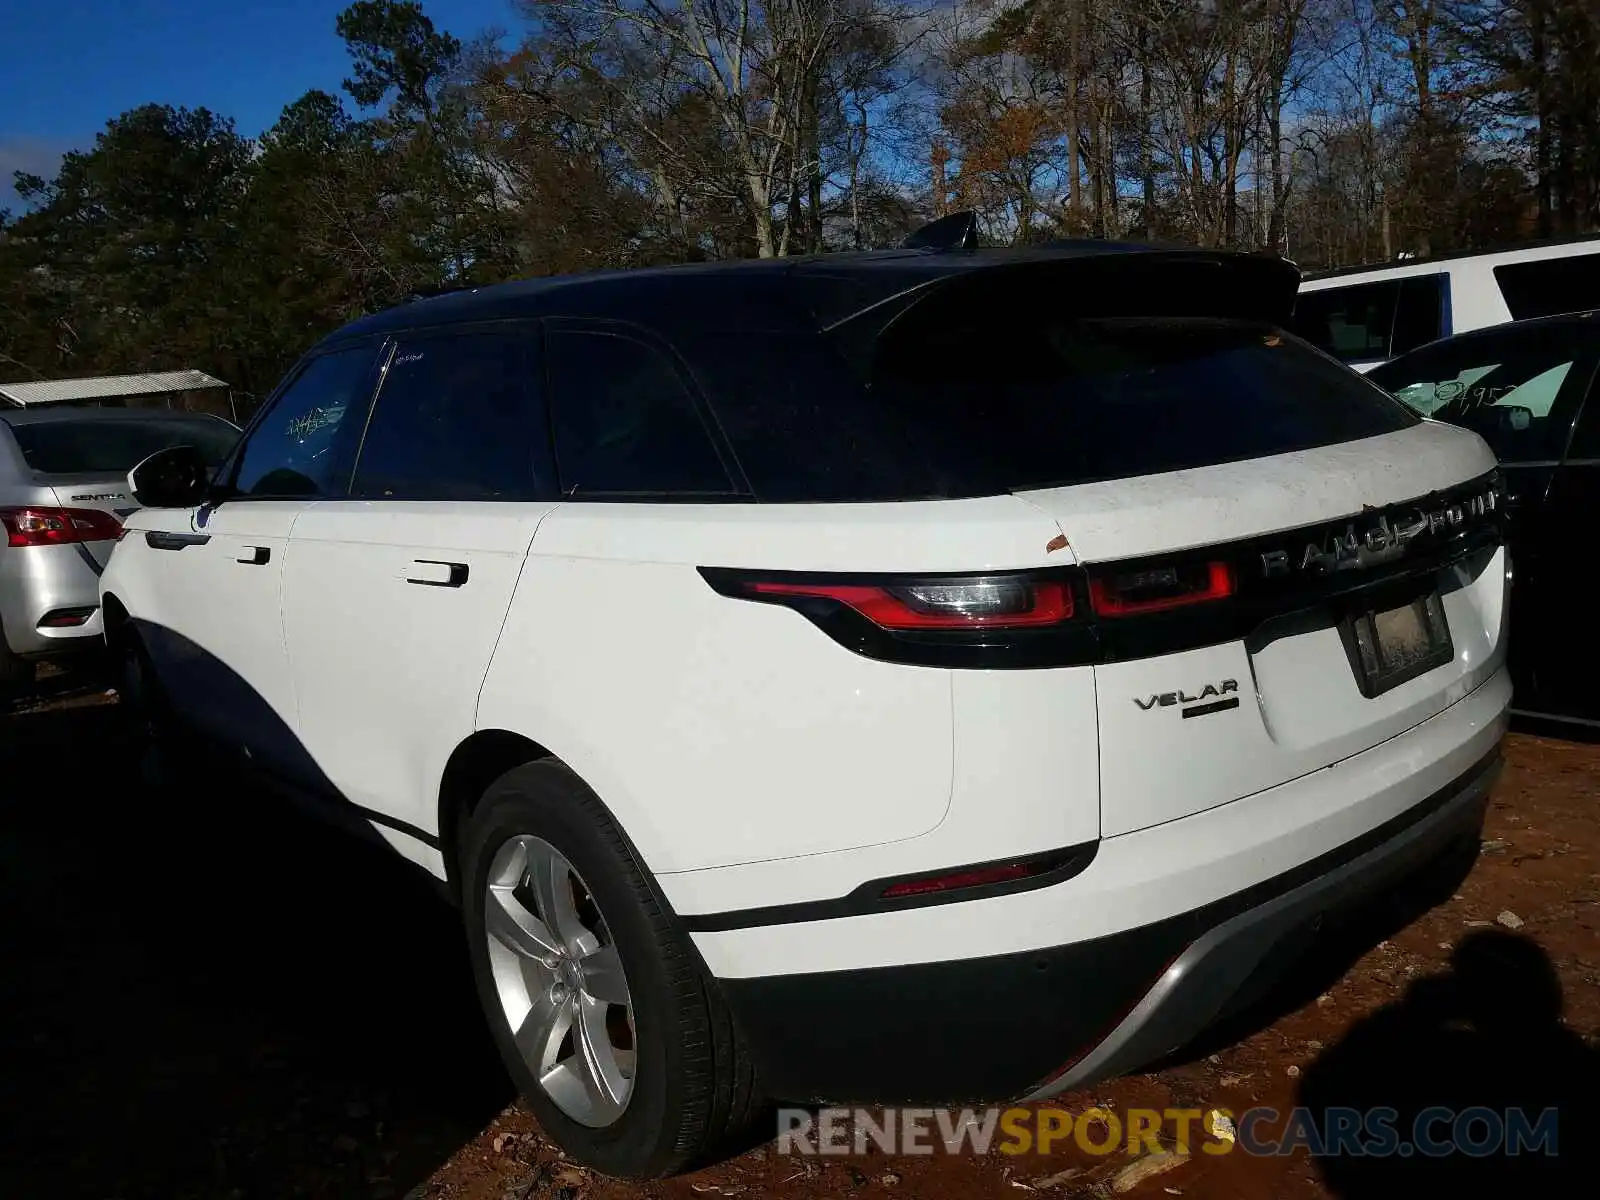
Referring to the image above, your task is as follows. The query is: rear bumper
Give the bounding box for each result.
[712,669,1508,1104]
[723,747,1497,1105]
[0,543,105,655]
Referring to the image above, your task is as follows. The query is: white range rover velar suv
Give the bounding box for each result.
[100,237,1510,1177]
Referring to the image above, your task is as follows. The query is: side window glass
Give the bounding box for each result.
[351,328,554,501]
[1494,256,1600,321]
[545,328,735,496]
[1372,331,1587,462]
[1391,275,1446,356]
[233,346,376,497]
[1291,281,1400,362]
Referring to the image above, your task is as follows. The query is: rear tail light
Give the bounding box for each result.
[0,506,124,548]
[1089,560,1234,616]
[746,576,1074,630]
[700,559,1239,668]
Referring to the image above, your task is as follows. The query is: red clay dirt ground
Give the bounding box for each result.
[1,676,1595,1200]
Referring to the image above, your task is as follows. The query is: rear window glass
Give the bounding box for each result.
[8,416,240,475]
[686,314,1418,503]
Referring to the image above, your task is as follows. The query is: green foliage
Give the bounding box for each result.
[4,0,1594,397]
[336,0,461,116]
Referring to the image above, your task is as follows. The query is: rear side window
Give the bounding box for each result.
[1494,254,1600,320]
[1391,275,1447,355]
[7,416,239,475]
[351,328,554,501]
[1291,275,1444,362]
[686,312,1417,502]
[1291,281,1398,361]
[1368,325,1594,462]
[545,327,736,497]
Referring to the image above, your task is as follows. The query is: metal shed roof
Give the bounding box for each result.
[0,369,228,406]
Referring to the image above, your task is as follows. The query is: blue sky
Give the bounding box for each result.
[0,0,516,210]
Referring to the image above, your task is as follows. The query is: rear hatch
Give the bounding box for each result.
[8,411,240,568]
[861,260,1504,835]
[1018,425,1502,835]
[686,249,1507,838]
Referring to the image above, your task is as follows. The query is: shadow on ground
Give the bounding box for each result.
[0,686,513,1200]
[1298,929,1597,1192]
[1155,824,1594,1191]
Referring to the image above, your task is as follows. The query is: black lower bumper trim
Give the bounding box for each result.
[716,747,1500,1105]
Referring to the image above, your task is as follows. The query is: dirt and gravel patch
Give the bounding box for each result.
[3,677,1595,1200]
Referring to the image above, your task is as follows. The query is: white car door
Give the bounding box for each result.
[130,343,383,770]
[281,324,559,862]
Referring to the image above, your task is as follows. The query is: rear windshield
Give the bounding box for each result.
[8,415,240,475]
[684,314,1418,502]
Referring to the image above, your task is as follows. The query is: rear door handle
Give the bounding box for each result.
[406,559,469,588]
[236,545,270,566]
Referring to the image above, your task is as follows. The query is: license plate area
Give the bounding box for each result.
[1341,592,1453,698]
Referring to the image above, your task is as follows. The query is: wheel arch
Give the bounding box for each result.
[437,729,553,899]
[101,592,131,646]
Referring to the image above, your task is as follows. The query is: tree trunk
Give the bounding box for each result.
[1533,3,1553,235]
[1138,20,1154,236]
[1067,0,1082,223]
[1222,49,1238,246]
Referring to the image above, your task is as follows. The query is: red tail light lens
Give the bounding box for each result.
[0,506,124,548]
[881,863,1034,898]
[747,576,1074,630]
[1089,561,1234,617]
[37,606,97,628]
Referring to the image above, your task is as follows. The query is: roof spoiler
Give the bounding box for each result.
[901,211,979,252]
[822,251,1303,373]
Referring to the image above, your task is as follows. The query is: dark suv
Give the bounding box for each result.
[1369,311,1600,724]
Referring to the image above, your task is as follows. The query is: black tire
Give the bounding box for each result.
[461,760,763,1177]
[117,632,184,790]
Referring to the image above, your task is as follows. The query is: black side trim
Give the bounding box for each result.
[145,531,210,550]
[681,842,1099,932]
[213,738,444,851]
[353,804,443,850]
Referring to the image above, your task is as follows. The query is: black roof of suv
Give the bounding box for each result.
[323,244,1302,348]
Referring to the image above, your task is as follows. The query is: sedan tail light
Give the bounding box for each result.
[0,506,125,547]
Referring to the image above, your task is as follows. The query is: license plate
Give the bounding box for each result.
[1345,592,1453,698]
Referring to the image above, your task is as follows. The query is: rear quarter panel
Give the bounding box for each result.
[476,496,1090,876]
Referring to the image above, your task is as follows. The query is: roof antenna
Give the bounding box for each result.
[901,210,978,252]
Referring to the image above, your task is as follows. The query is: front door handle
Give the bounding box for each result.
[236,545,270,566]
[146,531,209,551]
[406,559,469,588]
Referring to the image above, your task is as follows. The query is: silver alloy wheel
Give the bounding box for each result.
[484,834,636,1127]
